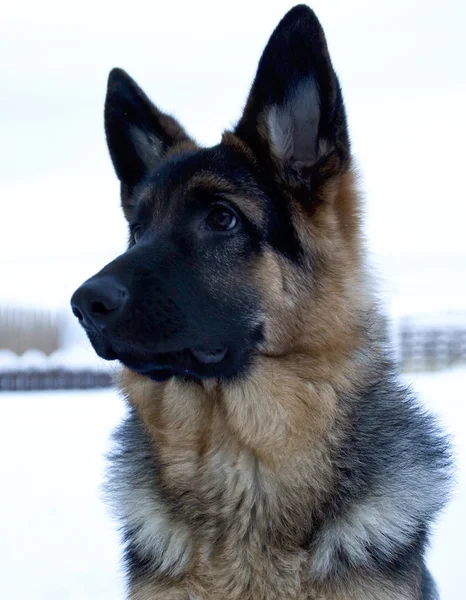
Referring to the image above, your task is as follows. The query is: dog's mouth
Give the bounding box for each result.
[87,331,231,380]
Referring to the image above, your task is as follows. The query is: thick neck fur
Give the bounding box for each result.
[118,319,397,599]
[119,299,379,546]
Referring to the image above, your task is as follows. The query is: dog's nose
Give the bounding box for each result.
[71,276,129,331]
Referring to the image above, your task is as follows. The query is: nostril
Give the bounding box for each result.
[91,301,113,317]
[72,306,83,321]
[71,278,128,328]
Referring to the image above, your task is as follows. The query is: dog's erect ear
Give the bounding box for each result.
[105,68,195,192]
[235,5,349,190]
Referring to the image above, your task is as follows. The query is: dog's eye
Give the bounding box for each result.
[205,206,238,232]
[132,226,142,243]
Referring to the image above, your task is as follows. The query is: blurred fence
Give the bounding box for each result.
[398,319,466,372]
[0,369,113,392]
[1,307,466,391]
[0,306,62,355]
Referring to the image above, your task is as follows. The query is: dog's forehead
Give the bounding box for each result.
[134,145,266,223]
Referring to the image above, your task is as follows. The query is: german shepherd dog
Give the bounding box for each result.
[71,5,451,599]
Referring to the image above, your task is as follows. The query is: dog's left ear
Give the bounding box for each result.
[235,5,350,190]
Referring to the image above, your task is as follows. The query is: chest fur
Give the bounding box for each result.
[112,376,335,597]
[114,418,316,598]
[114,370,439,600]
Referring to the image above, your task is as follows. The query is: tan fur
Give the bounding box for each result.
[222,130,258,166]
[129,581,189,600]
[130,584,416,600]
[128,561,416,600]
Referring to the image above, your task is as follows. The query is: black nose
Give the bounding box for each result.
[71,276,129,331]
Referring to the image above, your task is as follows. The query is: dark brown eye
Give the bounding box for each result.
[206,206,238,232]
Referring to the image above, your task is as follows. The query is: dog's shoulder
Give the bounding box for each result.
[311,368,452,581]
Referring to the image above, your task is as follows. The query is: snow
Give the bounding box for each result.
[0,369,464,599]
[0,343,114,373]
[408,369,466,600]
[0,390,126,599]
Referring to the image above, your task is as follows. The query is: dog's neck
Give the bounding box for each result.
[119,326,378,531]
[120,329,372,446]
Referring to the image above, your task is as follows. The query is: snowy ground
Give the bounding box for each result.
[0,369,464,600]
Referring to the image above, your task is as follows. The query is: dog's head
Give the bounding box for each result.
[71,6,358,382]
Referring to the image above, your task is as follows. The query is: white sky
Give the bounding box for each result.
[1,0,465,308]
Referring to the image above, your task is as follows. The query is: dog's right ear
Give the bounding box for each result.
[104,68,195,219]
[235,6,349,196]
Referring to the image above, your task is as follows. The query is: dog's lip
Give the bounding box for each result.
[84,331,231,377]
[98,341,229,369]
[116,347,230,381]
[119,347,229,368]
